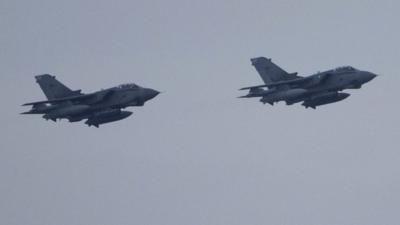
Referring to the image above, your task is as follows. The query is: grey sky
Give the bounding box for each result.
[1,0,399,224]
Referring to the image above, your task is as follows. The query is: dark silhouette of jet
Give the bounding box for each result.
[22,74,160,127]
[239,57,377,108]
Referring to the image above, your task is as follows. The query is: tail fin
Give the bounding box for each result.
[35,74,81,100]
[251,57,299,85]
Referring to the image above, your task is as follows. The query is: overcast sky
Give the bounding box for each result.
[1,0,399,225]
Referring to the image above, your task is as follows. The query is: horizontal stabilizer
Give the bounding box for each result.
[239,84,268,90]
[21,111,34,114]
[22,93,93,106]
[22,89,115,106]
[240,77,307,90]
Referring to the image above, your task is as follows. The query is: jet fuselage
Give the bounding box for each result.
[22,75,160,127]
[240,57,377,108]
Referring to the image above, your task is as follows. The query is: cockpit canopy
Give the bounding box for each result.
[333,66,357,72]
[116,83,140,89]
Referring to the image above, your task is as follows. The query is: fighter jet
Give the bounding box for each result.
[239,57,377,108]
[22,74,160,127]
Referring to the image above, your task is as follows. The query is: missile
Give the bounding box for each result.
[302,92,350,109]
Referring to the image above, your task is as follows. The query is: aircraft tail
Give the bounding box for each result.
[251,57,299,85]
[35,74,81,100]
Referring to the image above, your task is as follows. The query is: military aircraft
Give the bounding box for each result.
[22,74,160,127]
[239,57,377,108]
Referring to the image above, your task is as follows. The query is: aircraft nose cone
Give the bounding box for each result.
[364,72,377,83]
[145,88,160,101]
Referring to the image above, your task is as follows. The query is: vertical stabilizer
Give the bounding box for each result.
[35,74,80,100]
[251,57,299,85]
